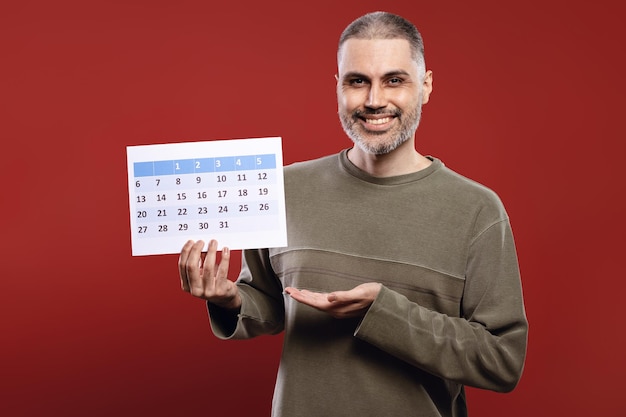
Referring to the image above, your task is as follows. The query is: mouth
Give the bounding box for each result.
[359,115,395,130]
[364,116,392,125]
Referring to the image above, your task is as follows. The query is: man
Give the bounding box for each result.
[179,11,528,417]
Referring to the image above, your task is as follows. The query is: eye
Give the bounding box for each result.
[348,78,368,87]
[387,77,403,85]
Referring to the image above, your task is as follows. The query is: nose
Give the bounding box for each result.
[365,83,387,109]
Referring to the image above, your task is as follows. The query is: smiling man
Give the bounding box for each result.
[179,11,528,417]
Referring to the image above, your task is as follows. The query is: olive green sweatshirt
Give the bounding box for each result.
[209,150,528,417]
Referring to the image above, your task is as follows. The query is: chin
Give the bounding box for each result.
[352,135,408,156]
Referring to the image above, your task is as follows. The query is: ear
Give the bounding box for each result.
[421,70,433,105]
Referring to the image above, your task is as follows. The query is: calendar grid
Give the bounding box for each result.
[127,138,287,256]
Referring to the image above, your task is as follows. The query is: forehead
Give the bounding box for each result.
[337,38,417,76]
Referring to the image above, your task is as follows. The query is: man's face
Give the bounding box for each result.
[336,38,431,155]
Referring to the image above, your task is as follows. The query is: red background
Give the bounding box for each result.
[2,0,625,415]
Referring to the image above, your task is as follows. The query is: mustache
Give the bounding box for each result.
[353,108,402,118]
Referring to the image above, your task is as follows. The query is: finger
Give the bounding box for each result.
[327,290,354,303]
[202,239,219,283]
[328,283,379,303]
[216,246,231,283]
[287,289,332,308]
[186,240,207,295]
[178,240,197,292]
[284,287,307,303]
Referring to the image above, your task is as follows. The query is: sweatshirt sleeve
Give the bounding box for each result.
[354,219,528,392]
[208,248,285,339]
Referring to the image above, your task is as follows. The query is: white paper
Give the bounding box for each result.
[126,137,287,256]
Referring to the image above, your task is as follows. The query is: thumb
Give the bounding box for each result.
[327,290,349,303]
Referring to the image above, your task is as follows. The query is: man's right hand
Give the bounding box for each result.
[178,239,241,310]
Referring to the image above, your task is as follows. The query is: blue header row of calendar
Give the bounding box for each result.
[133,154,277,177]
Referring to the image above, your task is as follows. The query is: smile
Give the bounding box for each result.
[365,117,392,125]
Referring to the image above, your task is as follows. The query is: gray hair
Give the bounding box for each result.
[338,11,426,77]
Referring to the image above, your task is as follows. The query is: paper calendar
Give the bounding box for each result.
[126,137,287,256]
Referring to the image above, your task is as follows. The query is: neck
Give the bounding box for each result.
[347,142,431,177]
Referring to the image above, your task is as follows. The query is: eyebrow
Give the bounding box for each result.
[341,70,411,81]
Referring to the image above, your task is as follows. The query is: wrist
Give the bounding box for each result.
[214,293,242,311]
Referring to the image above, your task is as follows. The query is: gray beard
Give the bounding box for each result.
[339,101,422,155]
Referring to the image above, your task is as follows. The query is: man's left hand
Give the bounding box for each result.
[284,283,382,319]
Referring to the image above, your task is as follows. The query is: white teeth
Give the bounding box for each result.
[366,117,391,125]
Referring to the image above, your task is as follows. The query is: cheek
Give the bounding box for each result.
[337,90,363,113]
[395,89,421,109]
[336,92,348,113]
